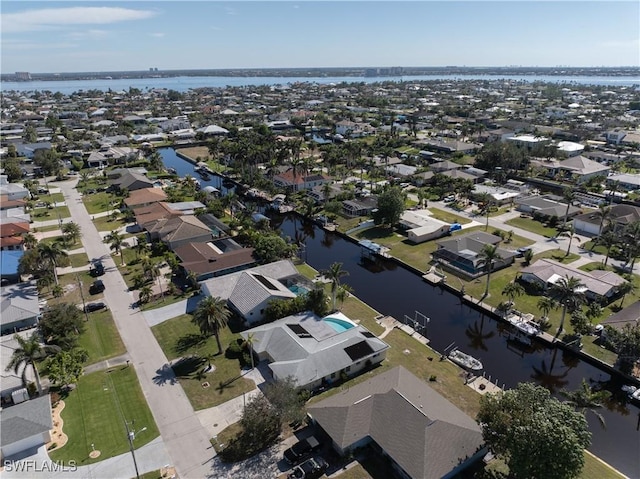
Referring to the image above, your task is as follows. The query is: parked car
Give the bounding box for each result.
[84,302,107,313]
[89,280,105,294]
[288,457,328,479]
[444,195,456,202]
[91,260,105,276]
[516,247,532,257]
[284,436,321,465]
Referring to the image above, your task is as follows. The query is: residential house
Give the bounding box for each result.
[196,125,229,136]
[386,164,417,178]
[556,141,585,157]
[1,395,53,460]
[557,156,610,183]
[87,145,137,169]
[14,142,52,159]
[273,169,331,192]
[415,138,480,155]
[432,231,516,278]
[241,311,389,389]
[123,188,168,210]
[515,195,581,220]
[307,366,485,479]
[606,173,640,191]
[399,210,451,244]
[0,177,30,201]
[0,250,24,285]
[430,160,463,173]
[573,204,640,236]
[600,300,639,338]
[133,202,183,231]
[0,221,30,251]
[200,260,302,325]
[151,215,214,250]
[470,184,521,205]
[1,282,39,336]
[1,332,36,404]
[342,197,378,217]
[174,239,256,281]
[109,170,154,192]
[519,258,626,302]
[505,134,550,150]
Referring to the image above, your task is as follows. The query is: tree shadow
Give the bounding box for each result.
[216,374,242,394]
[172,356,206,378]
[153,363,179,386]
[175,333,208,355]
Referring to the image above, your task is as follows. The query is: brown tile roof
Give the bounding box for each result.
[133,202,182,230]
[174,241,256,275]
[124,187,167,208]
[157,215,212,243]
[0,196,27,210]
[0,222,30,237]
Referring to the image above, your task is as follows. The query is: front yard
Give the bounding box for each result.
[49,367,159,465]
[505,216,560,238]
[77,309,126,365]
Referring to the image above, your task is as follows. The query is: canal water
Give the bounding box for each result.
[159,147,640,477]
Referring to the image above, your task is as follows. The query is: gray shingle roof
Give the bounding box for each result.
[1,281,39,327]
[1,395,52,446]
[228,272,296,317]
[308,367,483,479]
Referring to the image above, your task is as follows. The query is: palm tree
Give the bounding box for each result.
[550,275,586,339]
[104,230,127,265]
[478,244,502,298]
[22,232,38,250]
[585,302,603,323]
[617,281,636,308]
[558,224,578,257]
[242,332,257,370]
[561,379,611,429]
[37,242,68,285]
[477,193,493,231]
[61,221,82,247]
[502,281,524,306]
[149,262,164,301]
[596,231,618,267]
[562,187,576,226]
[138,285,153,304]
[191,296,231,355]
[322,262,349,311]
[537,297,559,322]
[336,284,353,310]
[6,334,60,396]
[133,234,149,259]
[593,204,612,240]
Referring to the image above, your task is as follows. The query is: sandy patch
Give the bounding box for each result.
[47,400,68,451]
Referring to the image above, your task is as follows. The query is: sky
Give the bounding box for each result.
[1,1,639,74]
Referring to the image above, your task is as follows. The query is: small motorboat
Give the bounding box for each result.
[199,171,211,181]
[166,167,177,175]
[448,348,483,371]
[622,385,640,403]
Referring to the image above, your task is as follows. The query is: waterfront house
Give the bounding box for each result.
[0,395,53,460]
[0,221,30,251]
[519,258,626,302]
[432,231,516,278]
[273,168,331,192]
[606,173,640,191]
[307,366,485,479]
[134,202,183,231]
[540,156,611,183]
[600,300,640,338]
[399,210,451,244]
[342,197,378,217]
[174,239,256,282]
[241,311,389,389]
[152,215,214,250]
[109,169,154,192]
[123,187,168,209]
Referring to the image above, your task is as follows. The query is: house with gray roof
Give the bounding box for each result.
[307,366,485,479]
[108,169,154,192]
[573,204,640,236]
[1,332,36,403]
[1,282,39,336]
[519,258,626,302]
[515,194,582,220]
[1,394,53,460]
[241,311,389,390]
[601,300,639,339]
[433,231,516,278]
[155,215,214,250]
[557,155,610,183]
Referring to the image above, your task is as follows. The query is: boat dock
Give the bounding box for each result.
[422,266,446,284]
[466,374,503,396]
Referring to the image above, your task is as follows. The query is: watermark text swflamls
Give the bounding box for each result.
[3,460,78,472]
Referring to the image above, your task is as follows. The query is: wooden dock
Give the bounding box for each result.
[422,271,445,284]
[466,375,503,395]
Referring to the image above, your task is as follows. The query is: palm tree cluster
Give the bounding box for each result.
[19,241,69,285]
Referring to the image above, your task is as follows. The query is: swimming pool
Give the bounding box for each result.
[324,316,356,333]
[288,284,309,296]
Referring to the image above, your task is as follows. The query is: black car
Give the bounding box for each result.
[84,302,107,313]
[89,280,105,294]
[284,436,321,465]
[91,260,105,276]
[288,457,328,479]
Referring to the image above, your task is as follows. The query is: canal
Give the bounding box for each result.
[159,147,640,477]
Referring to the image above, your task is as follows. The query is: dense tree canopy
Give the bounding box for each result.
[39,303,85,350]
[477,382,591,479]
[372,186,405,226]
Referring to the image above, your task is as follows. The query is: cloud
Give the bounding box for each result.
[66,29,110,40]
[2,40,78,51]
[1,7,157,33]
[150,33,165,38]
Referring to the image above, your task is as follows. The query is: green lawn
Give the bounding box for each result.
[32,205,71,221]
[83,191,118,215]
[77,309,126,365]
[39,236,81,250]
[581,452,627,479]
[68,252,90,268]
[33,224,62,233]
[94,216,129,232]
[49,367,159,465]
[137,471,162,479]
[505,216,559,238]
[295,262,318,280]
[428,207,472,225]
[41,270,103,307]
[151,314,255,410]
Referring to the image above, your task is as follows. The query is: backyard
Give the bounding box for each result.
[49,367,159,465]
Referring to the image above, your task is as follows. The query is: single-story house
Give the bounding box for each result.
[0,250,24,285]
[519,259,626,302]
[432,231,516,278]
[515,195,582,219]
[1,332,36,404]
[0,221,30,252]
[556,156,610,183]
[606,173,640,191]
[174,239,256,281]
[385,164,417,178]
[399,210,451,244]
[1,394,53,460]
[241,311,389,390]
[153,215,214,250]
[600,300,640,338]
[14,142,52,160]
[87,146,137,168]
[470,184,521,205]
[430,160,463,173]
[0,177,30,201]
[109,170,154,192]
[123,187,168,209]
[196,124,229,136]
[342,197,378,217]
[1,282,39,336]
[307,366,485,479]
[134,202,183,231]
[573,204,640,236]
[200,260,302,325]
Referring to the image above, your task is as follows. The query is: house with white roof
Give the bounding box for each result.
[399,210,451,244]
[241,311,389,390]
[1,282,40,336]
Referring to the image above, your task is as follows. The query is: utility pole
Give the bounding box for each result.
[124,420,146,479]
[76,273,90,322]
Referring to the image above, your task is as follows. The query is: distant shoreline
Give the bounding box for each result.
[2,66,639,83]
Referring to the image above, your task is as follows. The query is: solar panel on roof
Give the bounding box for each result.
[361,331,376,338]
[344,340,374,361]
[287,324,312,338]
[253,273,278,291]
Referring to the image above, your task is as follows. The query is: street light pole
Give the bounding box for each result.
[124,420,146,479]
[76,273,90,322]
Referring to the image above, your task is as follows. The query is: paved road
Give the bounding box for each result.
[56,179,217,479]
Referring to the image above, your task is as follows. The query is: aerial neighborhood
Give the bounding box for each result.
[1,74,640,479]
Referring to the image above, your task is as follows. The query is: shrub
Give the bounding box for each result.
[225,337,244,359]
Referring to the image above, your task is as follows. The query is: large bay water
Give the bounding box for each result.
[159,147,640,477]
[2,74,639,95]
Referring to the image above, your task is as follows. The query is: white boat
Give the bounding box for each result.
[506,313,540,337]
[622,385,640,403]
[448,348,483,371]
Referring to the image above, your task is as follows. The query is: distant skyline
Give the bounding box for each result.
[1,1,639,74]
